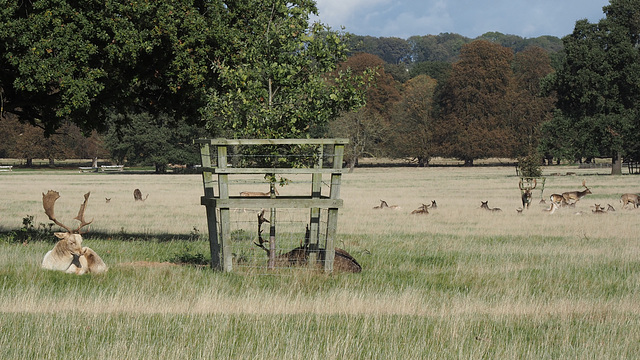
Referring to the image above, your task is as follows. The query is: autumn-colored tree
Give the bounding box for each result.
[387,75,438,166]
[329,53,401,170]
[434,40,517,166]
[511,46,556,157]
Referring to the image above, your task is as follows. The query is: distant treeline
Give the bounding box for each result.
[344,32,565,83]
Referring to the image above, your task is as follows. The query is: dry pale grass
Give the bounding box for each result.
[1,165,640,358]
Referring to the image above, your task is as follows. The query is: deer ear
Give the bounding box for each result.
[54,232,67,239]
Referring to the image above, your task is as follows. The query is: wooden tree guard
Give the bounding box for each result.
[196,138,348,272]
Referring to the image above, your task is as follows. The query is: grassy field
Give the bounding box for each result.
[1,165,639,359]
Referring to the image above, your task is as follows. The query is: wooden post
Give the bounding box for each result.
[308,144,323,266]
[216,144,233,272]
[199,143,222,270]
[324,143,344,272]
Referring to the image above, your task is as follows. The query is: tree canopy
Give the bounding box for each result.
[544,0,640,173]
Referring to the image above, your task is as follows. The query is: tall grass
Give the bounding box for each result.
[1,166,640,358]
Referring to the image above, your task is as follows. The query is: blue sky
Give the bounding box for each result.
[311,0,610,39]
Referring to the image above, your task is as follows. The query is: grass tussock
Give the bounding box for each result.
[1,166,640,358]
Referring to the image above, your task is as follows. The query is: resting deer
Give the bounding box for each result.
[519,179,537,209]
[133,188,148,201]
[480,201,502,212]
[428,200,437,209]
[240,188,279,197]
[543,201,559,214]
[620,193,639,209]
[562,180,591,206]
[373,199,401,210]
[41,191,107,274]
[411,204,429,215]
[592,204,607,214]
[254,210,361,272]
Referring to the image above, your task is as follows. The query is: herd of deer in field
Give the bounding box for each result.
[372,179,639,216]
[38,179,638,275]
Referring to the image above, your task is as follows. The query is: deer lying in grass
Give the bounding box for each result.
[480,201,502,212]
[373,200,401,210]
[254,210,361,273]
[411,204,429,215]
[133,188,148,201]
[592,204,607,215]
[543,201,559,214]
[620,193,639,209]
[41,191,107,274]
[240,188,279,197]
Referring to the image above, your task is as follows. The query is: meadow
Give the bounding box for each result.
[1,164,639,359]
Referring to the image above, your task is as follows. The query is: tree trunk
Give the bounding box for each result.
[464,159,474,167]
[611,153,622,175]
[48,158,55,167]
[92,157,98,168]
[26,158,33,167]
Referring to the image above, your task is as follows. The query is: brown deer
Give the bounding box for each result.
[133,188,148,201]
[480,201,502,212]
[549,193,565,207]
[592,204,607,214]
[411,204,429,215]
[620,193,639,209]
[254,210,361,273]
[373,200,401,210]
[561,180,591,206]
[240,188,279,197]
[519,179,537,209]
[41,191,107,274]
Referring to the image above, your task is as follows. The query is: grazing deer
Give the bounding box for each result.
[480,201,502,212]
[254,210,361,272]
[133,188,148,201]
[411,204,429,215]
[519,179,537,209]
[41,191,107,274]
[620,193,639,209]
[240,188,279,197]
[561,180,591,206]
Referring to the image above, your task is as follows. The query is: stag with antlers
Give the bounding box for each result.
[562,180,592,206]
[253,210,361,272]
[41,190,107,274]
[519,179,537,209]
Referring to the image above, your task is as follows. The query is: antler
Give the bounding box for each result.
[254,209,270,249]
[42,190,73,232]
[42,190,93,234]
[73,192,93,233]
[582,180,587,189]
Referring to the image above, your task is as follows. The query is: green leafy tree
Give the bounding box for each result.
[104,112,206,173]
[544,0,640,174]
[434,40,517,166]
[202,0,368,140]
[1,0,220,135]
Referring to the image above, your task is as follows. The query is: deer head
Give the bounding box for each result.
[42,191,93,256]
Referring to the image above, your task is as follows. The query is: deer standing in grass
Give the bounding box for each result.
[561,180,591,206]
[519,179,537,209]
[620,193,639,209]
[41,191,107,274]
